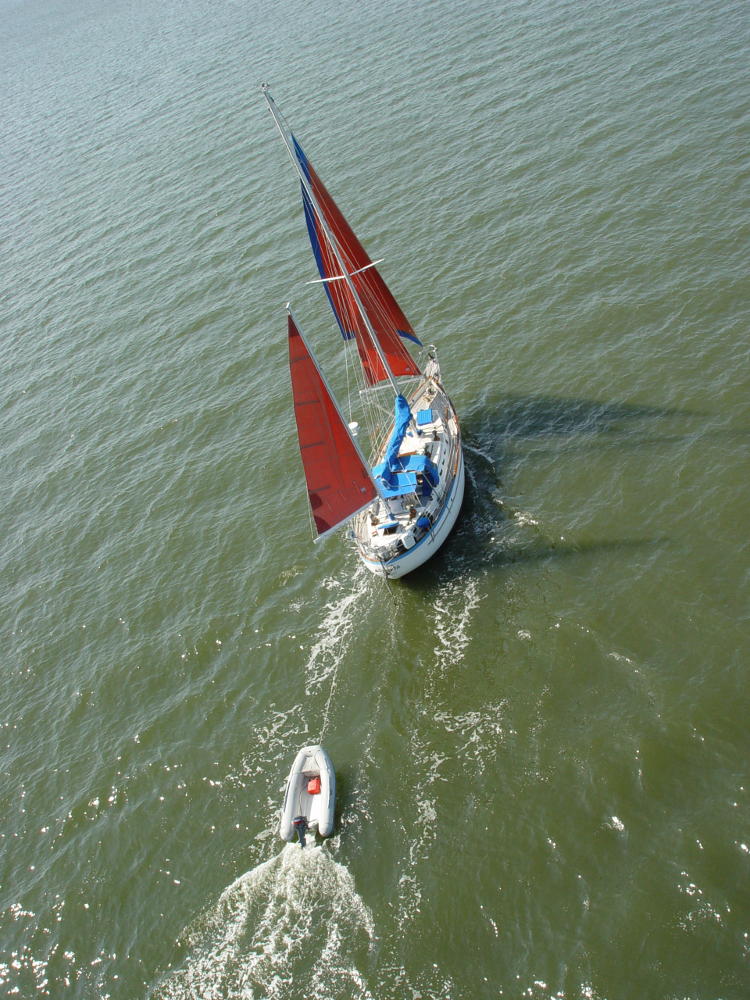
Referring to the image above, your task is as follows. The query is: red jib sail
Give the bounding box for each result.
[292,135,422,387]
[288,314,378,538]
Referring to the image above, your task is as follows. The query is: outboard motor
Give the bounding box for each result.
[292,815,308,848]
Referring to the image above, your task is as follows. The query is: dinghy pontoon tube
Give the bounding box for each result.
[279,744,335,847]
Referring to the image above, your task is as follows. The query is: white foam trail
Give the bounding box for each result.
[432,703,508,776]
[304,565,374,742]
[154,844,375,1000]
[304,566,370,690]
[385,575,483,935]
[430,575,482,673]
[513,509,541,528]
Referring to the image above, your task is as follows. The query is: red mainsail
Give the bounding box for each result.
[288,314,378,537]
[293,136,422,387]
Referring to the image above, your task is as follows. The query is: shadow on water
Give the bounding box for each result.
[390,391,747,591]
[401,455,671,593]
[467,392,701,442]
[399,392,686,590]
[461,391,750,458]
[460,391,719,469]
[403,514,669,593]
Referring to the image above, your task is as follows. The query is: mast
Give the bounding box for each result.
[262,84,401,397]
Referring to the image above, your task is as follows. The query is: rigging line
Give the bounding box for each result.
[305,259,384,284]
[373,554,399,607]
[382,567,398,607]
[318,652,341,744]
[317,565,369,744]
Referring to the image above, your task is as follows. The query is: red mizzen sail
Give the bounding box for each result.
[293,136,422,387]
[288,314,378,537]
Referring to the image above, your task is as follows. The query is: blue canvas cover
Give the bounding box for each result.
[373,400,440,499]
[371,453,440,499]
[398,454,440,487]
[384,395,412,471]
[372,462,418,498]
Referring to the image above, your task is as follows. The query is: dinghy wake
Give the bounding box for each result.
[154,844,375,1000]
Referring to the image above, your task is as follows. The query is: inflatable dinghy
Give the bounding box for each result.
[279,744,335,847]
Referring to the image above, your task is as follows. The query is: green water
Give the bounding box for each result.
[2,0,749,996]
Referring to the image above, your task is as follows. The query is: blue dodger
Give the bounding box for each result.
[373,395,440,497]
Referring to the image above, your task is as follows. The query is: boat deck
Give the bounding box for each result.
[353,373,461,566]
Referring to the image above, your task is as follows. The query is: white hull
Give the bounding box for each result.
[279,745,335,842]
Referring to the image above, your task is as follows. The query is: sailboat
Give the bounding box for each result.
[263,86,464,579]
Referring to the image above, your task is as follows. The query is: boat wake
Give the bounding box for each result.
[304,567,372,690]
[430,574,482,675]
[154,844,375,1000]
